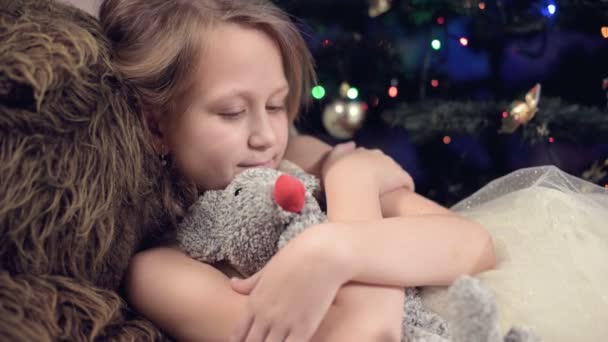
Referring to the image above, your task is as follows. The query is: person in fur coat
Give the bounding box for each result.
[0,0,186,339]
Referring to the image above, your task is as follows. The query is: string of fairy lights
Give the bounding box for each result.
[294,0,608,189]
[308,0,608,105]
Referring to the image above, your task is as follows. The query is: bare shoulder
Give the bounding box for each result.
[125,247,245,341]
[285,134,332,177]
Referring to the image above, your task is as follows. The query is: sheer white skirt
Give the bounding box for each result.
[421,166,608,341]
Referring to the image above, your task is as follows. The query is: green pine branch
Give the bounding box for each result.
[381,97,608,144]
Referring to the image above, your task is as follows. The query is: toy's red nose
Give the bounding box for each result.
[273,174,305,213]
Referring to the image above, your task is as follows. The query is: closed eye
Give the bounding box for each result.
[219,110,245,119]
[267,105,286,113]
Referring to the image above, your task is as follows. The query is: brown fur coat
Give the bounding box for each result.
[0,0,176,340]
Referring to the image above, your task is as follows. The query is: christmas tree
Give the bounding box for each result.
[276,0,608,205]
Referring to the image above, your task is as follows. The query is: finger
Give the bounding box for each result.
[285,332,307,342]
[231,272,261,294]
[335,141,356,150]
[244,318,270,342]
[264,326,289,342]
[230,314,253,342]
[285,323,317,342]
[403,171,415,191]
[325,143,355,164]
[331,141,356,155]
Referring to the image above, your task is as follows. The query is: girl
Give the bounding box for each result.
[99,0,496,341]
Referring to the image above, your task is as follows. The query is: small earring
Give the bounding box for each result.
[160,144,168,167]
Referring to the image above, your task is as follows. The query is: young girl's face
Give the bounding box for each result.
[159,23,290,191]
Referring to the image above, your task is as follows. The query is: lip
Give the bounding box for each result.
[239,158,274,168]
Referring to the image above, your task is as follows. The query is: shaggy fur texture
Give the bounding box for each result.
[0,0,175,339]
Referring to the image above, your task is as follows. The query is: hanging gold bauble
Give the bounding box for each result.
[368,0,392,17]
[339,82,351,98]
[322,100,366,139]
[499,83,541,134]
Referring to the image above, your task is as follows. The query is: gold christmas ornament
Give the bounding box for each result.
[322,100,366,139]
[368,0,392,17]
[499,83,541,134]
[339,81,351,98]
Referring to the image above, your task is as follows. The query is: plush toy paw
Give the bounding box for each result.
[447,275,503,342]
[446,276,539,342]
[402,287,451,342]
[504,326,541,342]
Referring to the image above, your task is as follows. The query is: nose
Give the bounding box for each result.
[273,174,305,213]
[248,110,277,150]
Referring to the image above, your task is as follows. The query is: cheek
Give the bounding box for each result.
[173,144,234,190]
[274,115,290,151]
[164,120,222,178]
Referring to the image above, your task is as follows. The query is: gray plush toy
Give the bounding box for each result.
[177,160,538,342]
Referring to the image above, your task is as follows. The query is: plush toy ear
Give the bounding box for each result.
[278,159,321,195]
[176,191,226,263]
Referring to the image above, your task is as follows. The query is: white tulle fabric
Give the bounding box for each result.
[421,166,608,341]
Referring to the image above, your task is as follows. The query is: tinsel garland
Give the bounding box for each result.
[381,97,608,144]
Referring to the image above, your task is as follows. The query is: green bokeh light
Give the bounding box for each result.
[312,85,326,99]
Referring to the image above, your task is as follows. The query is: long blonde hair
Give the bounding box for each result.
[99,0,316,122]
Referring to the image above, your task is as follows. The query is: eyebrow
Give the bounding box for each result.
[272,84,290,94]
[207,84,289,106]
[265,84,290,99]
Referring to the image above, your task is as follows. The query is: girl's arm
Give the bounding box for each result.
[284,134,405,339]
[124,246,397,342]
[321,152,496,287]
[318,143,406,342]
[228,207,495,342]
[314,212,496,287]
[287,134,495,286]
[125,247,243,341]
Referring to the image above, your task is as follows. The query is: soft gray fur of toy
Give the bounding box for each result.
[177,160,538,342]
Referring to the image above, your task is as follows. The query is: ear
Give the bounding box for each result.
[143,109,169,155]
[176,193,226,263]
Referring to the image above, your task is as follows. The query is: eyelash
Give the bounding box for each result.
[219,110,245,118]
[219,106,286,117]
[267,105,286,113]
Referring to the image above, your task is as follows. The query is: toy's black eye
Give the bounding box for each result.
[234,188,242,196]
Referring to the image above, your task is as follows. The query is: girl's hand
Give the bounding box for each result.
[321,141,356,174]
[323,147,414,195]
[229,224,350,342]
[331,283,405,339]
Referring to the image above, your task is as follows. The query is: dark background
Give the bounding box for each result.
[275,0,608,206]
